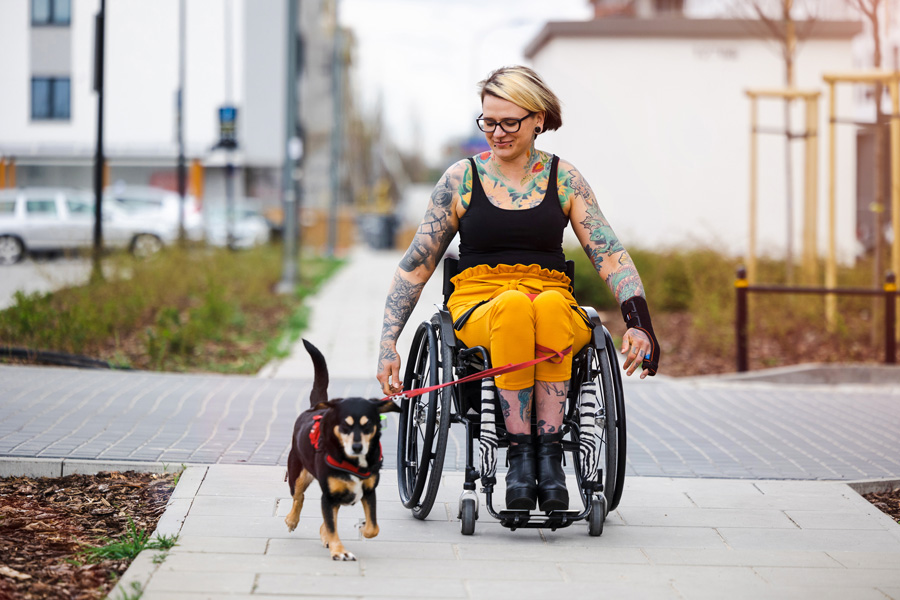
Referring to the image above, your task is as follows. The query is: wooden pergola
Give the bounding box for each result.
[745,88,821,286]
[823,71,900,328]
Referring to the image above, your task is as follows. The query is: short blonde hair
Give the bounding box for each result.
[478,65,562,132]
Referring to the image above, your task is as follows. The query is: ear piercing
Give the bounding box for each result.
[534,126,541,134]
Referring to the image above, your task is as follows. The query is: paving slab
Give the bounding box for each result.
[106,465,900,599]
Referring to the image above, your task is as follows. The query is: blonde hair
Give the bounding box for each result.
[478,65,562,132]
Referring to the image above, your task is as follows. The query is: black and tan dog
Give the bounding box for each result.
[284,339,399,561]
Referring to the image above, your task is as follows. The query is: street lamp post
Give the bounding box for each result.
[91,0,106,282]
[278,0,302,294]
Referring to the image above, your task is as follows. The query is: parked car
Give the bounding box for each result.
[104,185,205,254]
[0,187,197,265]
[204,202,271,249]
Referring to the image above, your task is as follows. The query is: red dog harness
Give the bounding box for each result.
[309,415,381,479]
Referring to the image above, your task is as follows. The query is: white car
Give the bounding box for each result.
[105,185,205,254]
[204,204,271,249]
[0,187,200,265]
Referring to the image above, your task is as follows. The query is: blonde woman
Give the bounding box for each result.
[377,66,659,512]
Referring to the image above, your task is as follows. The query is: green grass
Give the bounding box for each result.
[81,519,178,563]
[0,244,344,373]
[569,243,891,356]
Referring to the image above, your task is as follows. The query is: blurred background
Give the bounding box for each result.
[0,0,887,263]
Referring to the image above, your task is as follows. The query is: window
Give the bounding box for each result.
[26,199,59,217]
[0,201,15,216]
[31,77,70,121]
[66,198,93,215]
[32,0,71,26]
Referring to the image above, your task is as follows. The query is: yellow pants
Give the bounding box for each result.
[448,264,593,391]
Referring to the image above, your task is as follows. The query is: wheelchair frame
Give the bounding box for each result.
[396,258,627,536]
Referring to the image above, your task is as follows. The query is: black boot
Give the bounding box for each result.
[536,433,568,512]
[505,434,537,510]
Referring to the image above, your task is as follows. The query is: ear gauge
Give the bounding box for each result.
[534,126,541,134]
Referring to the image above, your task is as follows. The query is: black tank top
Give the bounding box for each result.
[457,155,567,273]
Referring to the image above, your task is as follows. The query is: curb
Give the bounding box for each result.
[0,457,197,478]
[106,465,210,600]
[847,477,900,495]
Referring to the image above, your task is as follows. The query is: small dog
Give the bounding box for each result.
[284,339,399,561]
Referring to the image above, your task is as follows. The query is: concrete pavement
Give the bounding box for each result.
[1,246,899,598]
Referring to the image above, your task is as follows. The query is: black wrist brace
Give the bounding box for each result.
[620,295,660,376]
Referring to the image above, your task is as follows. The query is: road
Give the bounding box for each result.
[0,256,92,310]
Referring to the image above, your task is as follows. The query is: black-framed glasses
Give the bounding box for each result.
[476,112,535,133]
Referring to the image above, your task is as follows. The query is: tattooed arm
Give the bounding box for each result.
[560,160,652,378]
[376,161,468,394]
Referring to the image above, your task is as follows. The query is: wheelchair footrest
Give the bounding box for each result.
[497,510,582,531]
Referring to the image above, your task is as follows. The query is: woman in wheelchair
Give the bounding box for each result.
[377,65,659,513]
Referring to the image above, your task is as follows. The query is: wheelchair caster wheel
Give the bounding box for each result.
[460,497,477,535]
[588,495,606,537]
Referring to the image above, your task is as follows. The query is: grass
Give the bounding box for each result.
[569,243,893,365]
[0,244,344,373]
[81,519,178,564]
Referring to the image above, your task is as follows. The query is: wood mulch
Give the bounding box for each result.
[0,471,175,600]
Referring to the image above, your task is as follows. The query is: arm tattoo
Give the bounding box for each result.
[399,172,457,273]
[381,272,425,345]
[500,396,511,420]
[565,164,645,303]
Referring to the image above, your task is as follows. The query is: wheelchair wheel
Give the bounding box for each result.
[460,497,477,535]
[572,327,626,514]
[396,316,452,520]
[588,495,606,537]
[603,327,627,512]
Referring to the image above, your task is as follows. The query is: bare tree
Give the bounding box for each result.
[846,0,887,287]
[734,0,825,283]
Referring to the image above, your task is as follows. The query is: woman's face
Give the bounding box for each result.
[480,94,542,162]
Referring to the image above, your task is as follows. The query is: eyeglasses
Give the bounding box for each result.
[476,112,535,134]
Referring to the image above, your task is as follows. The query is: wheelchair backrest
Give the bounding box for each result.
[441,257,576,306]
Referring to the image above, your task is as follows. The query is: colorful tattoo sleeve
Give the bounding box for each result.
[561,163,645,304]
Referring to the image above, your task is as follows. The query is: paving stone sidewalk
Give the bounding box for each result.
[104,465,900,600]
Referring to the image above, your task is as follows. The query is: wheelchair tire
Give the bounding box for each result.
[460,497,477,535]
[572,327,623,514]
[603,327,627,512]
[588,495,606,537]
[396,317,451,520]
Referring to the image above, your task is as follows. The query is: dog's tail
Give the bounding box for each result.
[302,339,330,408]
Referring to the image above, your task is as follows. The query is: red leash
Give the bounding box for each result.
[382,344,571,403]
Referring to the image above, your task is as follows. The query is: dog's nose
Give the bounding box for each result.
[352,442,363,454]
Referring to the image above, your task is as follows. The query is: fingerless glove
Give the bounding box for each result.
[620,295,660,376]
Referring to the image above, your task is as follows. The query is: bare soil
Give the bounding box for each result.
[0,471,175,600]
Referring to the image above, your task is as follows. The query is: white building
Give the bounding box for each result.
[0,0,343,218]
[525,16,863,262]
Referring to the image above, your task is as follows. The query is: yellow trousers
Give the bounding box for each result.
[448,264,593,390]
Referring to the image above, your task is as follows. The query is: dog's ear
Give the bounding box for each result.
[372,398,401,414]
[313,398,341,411]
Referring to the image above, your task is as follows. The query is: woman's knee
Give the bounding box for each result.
[491,290,535,322]
[533,289,569,313]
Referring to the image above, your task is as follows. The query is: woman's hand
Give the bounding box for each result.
[621,328,652,379]
[377,341,404,396]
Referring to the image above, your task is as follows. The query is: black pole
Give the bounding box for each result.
[177,0,186,244]
[736,266,749,372]
[277,0,301,293]
[92,0,106,281]
[885,271,896,365]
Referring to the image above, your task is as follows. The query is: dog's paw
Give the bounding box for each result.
[361,521,379,539]
[331,550,357,561]
[285,516,299,532]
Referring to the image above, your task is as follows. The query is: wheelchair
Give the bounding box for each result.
[396,257,627,536]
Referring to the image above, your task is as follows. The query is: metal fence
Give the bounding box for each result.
[734,267,898,372]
